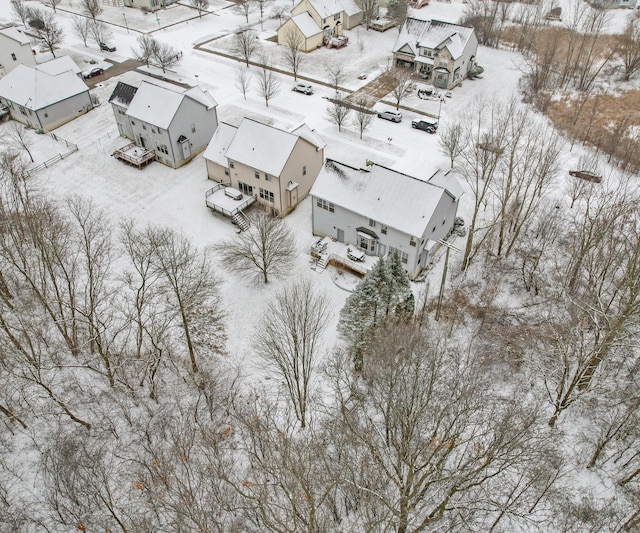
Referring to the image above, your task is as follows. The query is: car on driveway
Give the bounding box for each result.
[99,42,116,52]
[83,67,104,79]
[292,82,313,95]
[377,110,402,123]
[412,119,438,133]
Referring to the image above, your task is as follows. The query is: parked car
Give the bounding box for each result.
[292,82,313,95]
[412,119,438,133]
[569,169,602,183]
[83,67,104,79]
[377,110,402,123]
[99,42,116,52]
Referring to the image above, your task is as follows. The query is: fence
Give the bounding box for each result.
[25,132,79,177]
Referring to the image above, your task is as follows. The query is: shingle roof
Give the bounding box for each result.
[124,81,217,130]
[393,18,475,60]
[0,63,88,110]
[311,160,460,236]
[0,25,32,45]
[307,0,361,18]
[202,122,238,167]
[36,55,81,76]
[108,82,138,107]
[287,12,323,38]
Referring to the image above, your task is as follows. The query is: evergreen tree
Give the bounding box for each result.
[338,254,413,369]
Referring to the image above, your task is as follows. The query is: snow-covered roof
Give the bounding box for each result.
[0,63,88,110]
[307,0,361,18]
[291,123,326,149]
[0,25,32,45]
[287,12,323,38]
[223,118,304,176]
[311,160,460,237]
[428,168,464,200]
[125,81,216,129]
[184,85,217,109]
[202,122,238,167]
[393,18,475,60]
[36,55,82,76]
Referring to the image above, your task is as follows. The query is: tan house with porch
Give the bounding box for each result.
[203,118,325,217]
[281,0,362,46]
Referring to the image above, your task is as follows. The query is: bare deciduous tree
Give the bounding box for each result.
[438,122,464,169]
[254,0,271,29]
[234,0,254,23]
[11,0,33,27]
[233,30,259,67]
[28,8,64,58]
[325,64,345,95]
[615,15,640,81]
[386,0,407,30]
[72,15,91,47]
[2,123,34,163]
[253,280,331,427]
[281,27,305,80]
[133,34,158,67]
[81,0,103,21]
[352,98,374,139]
[89,20,112,50]
[43,0,62,12]
[213,211,296,284]
[256,57,280,107]
[326,100,351,131]
[235,66,252,99]
[356,0,378,29]
[387,68,414,109]
[190,0,209,18]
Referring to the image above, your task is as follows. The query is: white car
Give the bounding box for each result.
[377,110,403,123]
[292,82,313,95]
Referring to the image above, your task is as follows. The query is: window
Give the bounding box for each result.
[118,109,125,115]
[224,168,229,176]
[265,173,272,181]
[151,127,156,134]
[229,160,234,168]
[18,106,26,116]
[369,219,376,228]
[11,53,17,61]
[381,225,387,235]
[432,226,436,233]
[410,237,417,247]
[131,120,135,125]
[43,111,48,118]
[390,247,408,264]
[302,165,307,176]
[191,123,196,133]
[255,170,260,180]
[157,144,169,154]
[334,12,340,20]
[259,188,274,203]
[316,198,334,212]
[442,218,446,225]
[142,124,147,130]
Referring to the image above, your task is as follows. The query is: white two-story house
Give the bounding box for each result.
[0,25,36,79]
[109,80,218,169]
[310,160,463,279]
[393,18,478,89]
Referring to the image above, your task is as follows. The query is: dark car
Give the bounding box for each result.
[99,42,116,52]
[411,119,438,133]
[569,169,602,183]
[83,67,104,79]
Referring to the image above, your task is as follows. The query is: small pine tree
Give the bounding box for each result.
[338,254,413,369]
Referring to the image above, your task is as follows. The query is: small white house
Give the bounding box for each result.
[0,56,92,131]
[0,26,35,79]
[109,80,218,169]
[310,160,463,279]
[393,18,478,89]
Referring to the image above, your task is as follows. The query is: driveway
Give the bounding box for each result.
[84,58,144,89]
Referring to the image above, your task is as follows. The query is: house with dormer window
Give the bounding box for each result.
[310,160,463,279]
[392,18,478,89]
[203,118,325,217]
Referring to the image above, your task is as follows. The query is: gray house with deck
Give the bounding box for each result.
[310,160,463,279]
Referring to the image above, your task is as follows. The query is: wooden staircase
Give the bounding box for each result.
[232,211,250,232]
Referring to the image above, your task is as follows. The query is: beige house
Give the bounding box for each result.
[0,26,35,79]
[203,118,325,217]
[123,0,178,12]
[278,0,362,49]
[277,13,324,52]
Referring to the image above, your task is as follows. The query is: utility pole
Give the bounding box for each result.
[435,239,460,321]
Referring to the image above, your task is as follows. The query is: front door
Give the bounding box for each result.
[238,181,253,195]
[337,228,344,242]
[378,243,386,257]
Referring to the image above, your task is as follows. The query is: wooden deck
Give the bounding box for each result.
[113,142,156,169]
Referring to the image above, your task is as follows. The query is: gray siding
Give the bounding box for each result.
[166,97,218,168]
